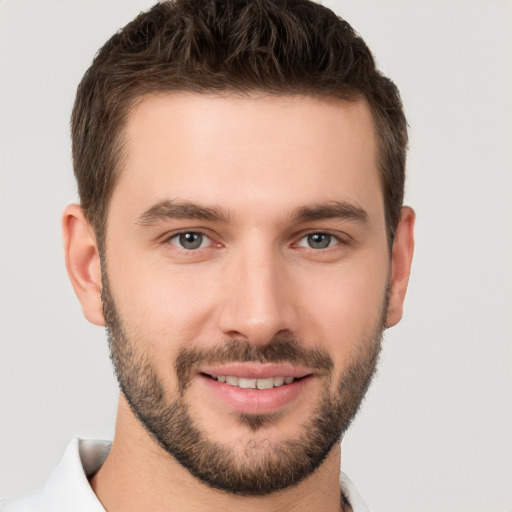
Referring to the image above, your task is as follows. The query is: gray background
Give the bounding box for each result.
[1,1,511,510]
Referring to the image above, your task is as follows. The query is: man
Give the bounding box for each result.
[0,0,414,510]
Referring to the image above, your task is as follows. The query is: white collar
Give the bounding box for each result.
[0,439,108,511]
[0,438,371,511]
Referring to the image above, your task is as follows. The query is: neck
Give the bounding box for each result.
[90,397,347,512]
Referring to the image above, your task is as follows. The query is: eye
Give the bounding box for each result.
[168,232,211,250]
[297,232,339,249]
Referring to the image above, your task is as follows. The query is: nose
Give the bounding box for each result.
[216,241,299,345]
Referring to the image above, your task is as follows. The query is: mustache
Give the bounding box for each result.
[175,336,334,388]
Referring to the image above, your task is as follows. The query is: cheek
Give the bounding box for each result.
[295,257,389,364]
[107,255,222,348]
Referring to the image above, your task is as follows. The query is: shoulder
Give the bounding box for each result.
[0,439,110,512]
[0,490,45,512]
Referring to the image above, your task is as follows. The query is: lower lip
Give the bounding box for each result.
[199,374,312,415]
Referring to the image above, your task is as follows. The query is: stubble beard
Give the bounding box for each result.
[101,271,386,496]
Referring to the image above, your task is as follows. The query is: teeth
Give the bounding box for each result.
[256,377,274,390]
[273,376,285,387]
[216,375,296,389]
[238,378,257,389]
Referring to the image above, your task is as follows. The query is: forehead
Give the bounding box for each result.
[112,92,382,223]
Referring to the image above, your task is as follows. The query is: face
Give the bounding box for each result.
[102,93,391,494]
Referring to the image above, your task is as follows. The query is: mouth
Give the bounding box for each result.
[196,364,315,415]
[203,374,299,389]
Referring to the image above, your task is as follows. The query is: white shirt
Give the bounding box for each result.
[0,439,371,511]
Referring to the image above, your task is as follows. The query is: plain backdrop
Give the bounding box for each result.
[1,1,511,511]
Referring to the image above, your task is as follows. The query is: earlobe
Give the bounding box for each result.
[385,206,415,328]
[62,204,105,326]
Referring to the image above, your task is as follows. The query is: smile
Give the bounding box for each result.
[197,364,314,415]
[209,375,297,389]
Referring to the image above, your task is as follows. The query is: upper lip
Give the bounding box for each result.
[198,363,313,380]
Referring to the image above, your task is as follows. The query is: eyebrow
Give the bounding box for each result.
[291,201,369,225]
[136,199,368,227]
[136,200,229,226]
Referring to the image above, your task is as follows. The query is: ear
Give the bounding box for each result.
[62,204,105,326]
[385,206,415,328]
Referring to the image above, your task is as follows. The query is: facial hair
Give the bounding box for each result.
[102,271,386,496]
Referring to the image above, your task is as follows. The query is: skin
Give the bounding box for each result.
[63,93,415,512]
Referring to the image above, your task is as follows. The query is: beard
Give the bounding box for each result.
[102,271,386,496]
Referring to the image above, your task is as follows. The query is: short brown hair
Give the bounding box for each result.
[71,0,407,248]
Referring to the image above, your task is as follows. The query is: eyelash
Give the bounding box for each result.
[163,230,346,252]
[165,231,215,251]
[295,232,342,250]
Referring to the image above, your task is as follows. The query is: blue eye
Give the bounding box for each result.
[170,232,209,250]
[298,233,338,249]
